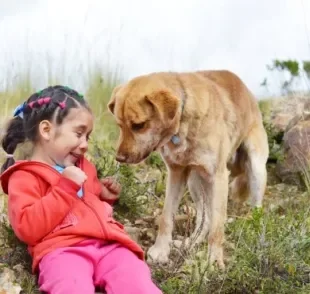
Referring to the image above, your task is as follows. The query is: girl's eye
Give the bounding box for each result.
[76,132,82,138]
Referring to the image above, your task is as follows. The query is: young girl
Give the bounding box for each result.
[0,85,162,294]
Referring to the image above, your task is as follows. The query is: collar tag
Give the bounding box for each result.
[171,135,181,145]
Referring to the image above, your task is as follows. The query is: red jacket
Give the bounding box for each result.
[0,157,144,273]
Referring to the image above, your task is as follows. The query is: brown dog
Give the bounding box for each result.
[107,70,269,269]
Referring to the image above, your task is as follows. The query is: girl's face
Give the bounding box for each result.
[39,106,94,167]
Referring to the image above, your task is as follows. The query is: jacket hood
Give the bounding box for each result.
[0,158,86,195]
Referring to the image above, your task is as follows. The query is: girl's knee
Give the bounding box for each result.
[104,263,162,294]
[96,246,163,293]
[39,276,95,294]
[105,276,162,294]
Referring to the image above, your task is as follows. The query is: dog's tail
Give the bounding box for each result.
[229,172,250,203]
[229,144,250,203]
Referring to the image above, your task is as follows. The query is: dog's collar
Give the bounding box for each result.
[170,82,186,145]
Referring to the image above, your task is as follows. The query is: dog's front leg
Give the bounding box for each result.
[206,167,229,270]
[147,166,187,264]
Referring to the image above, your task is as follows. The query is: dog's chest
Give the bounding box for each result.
[161,143,217,175]
[161,144,192,165]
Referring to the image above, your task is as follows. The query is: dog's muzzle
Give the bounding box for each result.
[116,153,128,163]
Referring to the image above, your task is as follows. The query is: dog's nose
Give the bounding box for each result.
[116,153,128,163]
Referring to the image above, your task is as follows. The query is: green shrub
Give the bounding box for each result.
[262,118,284,163]
[87,138,161,222]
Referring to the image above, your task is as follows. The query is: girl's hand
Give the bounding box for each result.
[100,177,121,202]
[62,166,87,186]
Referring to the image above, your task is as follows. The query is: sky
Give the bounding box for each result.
[0,0,310,98]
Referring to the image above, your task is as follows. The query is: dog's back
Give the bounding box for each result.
[198,69,262,124]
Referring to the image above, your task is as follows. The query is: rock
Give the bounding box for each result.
[140,228,156,243]
[124,226,140,243]
[134,219,148,226]
[140,216,155,223]
[271,113,294,133]
[12,264,23,275]
[122,219,131,226]
[146,229,156,241]
[270,95,309,118]
[268,95,310,133]
[0,265,22,294]
[284,112,310,133]
[276,115,310,186]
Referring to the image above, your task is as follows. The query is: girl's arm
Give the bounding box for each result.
[7,170,81,246]
[88,161,120,205]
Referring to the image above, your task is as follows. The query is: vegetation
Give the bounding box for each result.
[0,62,310,293]
[261,59,310,95]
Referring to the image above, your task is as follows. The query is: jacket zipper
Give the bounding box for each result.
[81,197,108,238]
[79,158,108,238]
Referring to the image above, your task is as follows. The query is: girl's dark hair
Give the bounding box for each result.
[1,85,90,173]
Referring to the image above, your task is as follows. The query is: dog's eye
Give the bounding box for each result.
[131,122,145,131]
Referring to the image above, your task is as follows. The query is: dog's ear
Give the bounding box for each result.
[146,90,180,124]
[107,84,123,115]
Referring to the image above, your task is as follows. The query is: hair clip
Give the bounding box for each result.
[64,86,72,92]
[57,101,66,109]
[57,96,68,110]
[37,97,51,105]
[13,102,26,119]
[28,101,34,109]
[63,86,83,101]
[28,97,51,109]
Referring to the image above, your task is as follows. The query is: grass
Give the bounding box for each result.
[0,70,310,293]
[155,184,310,294]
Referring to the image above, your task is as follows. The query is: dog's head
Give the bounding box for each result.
[107,77,182,164]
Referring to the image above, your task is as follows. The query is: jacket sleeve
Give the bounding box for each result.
[7,170,81,246]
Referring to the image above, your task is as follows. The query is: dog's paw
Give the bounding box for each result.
[208,244,225,270]
[147,244,170,264]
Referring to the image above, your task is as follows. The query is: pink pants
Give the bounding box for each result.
[38,239,162,294]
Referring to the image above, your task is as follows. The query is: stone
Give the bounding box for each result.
[124,226,140,243]
[0,265,22,294]
[271,113,294,133]
[276,116,310,186]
